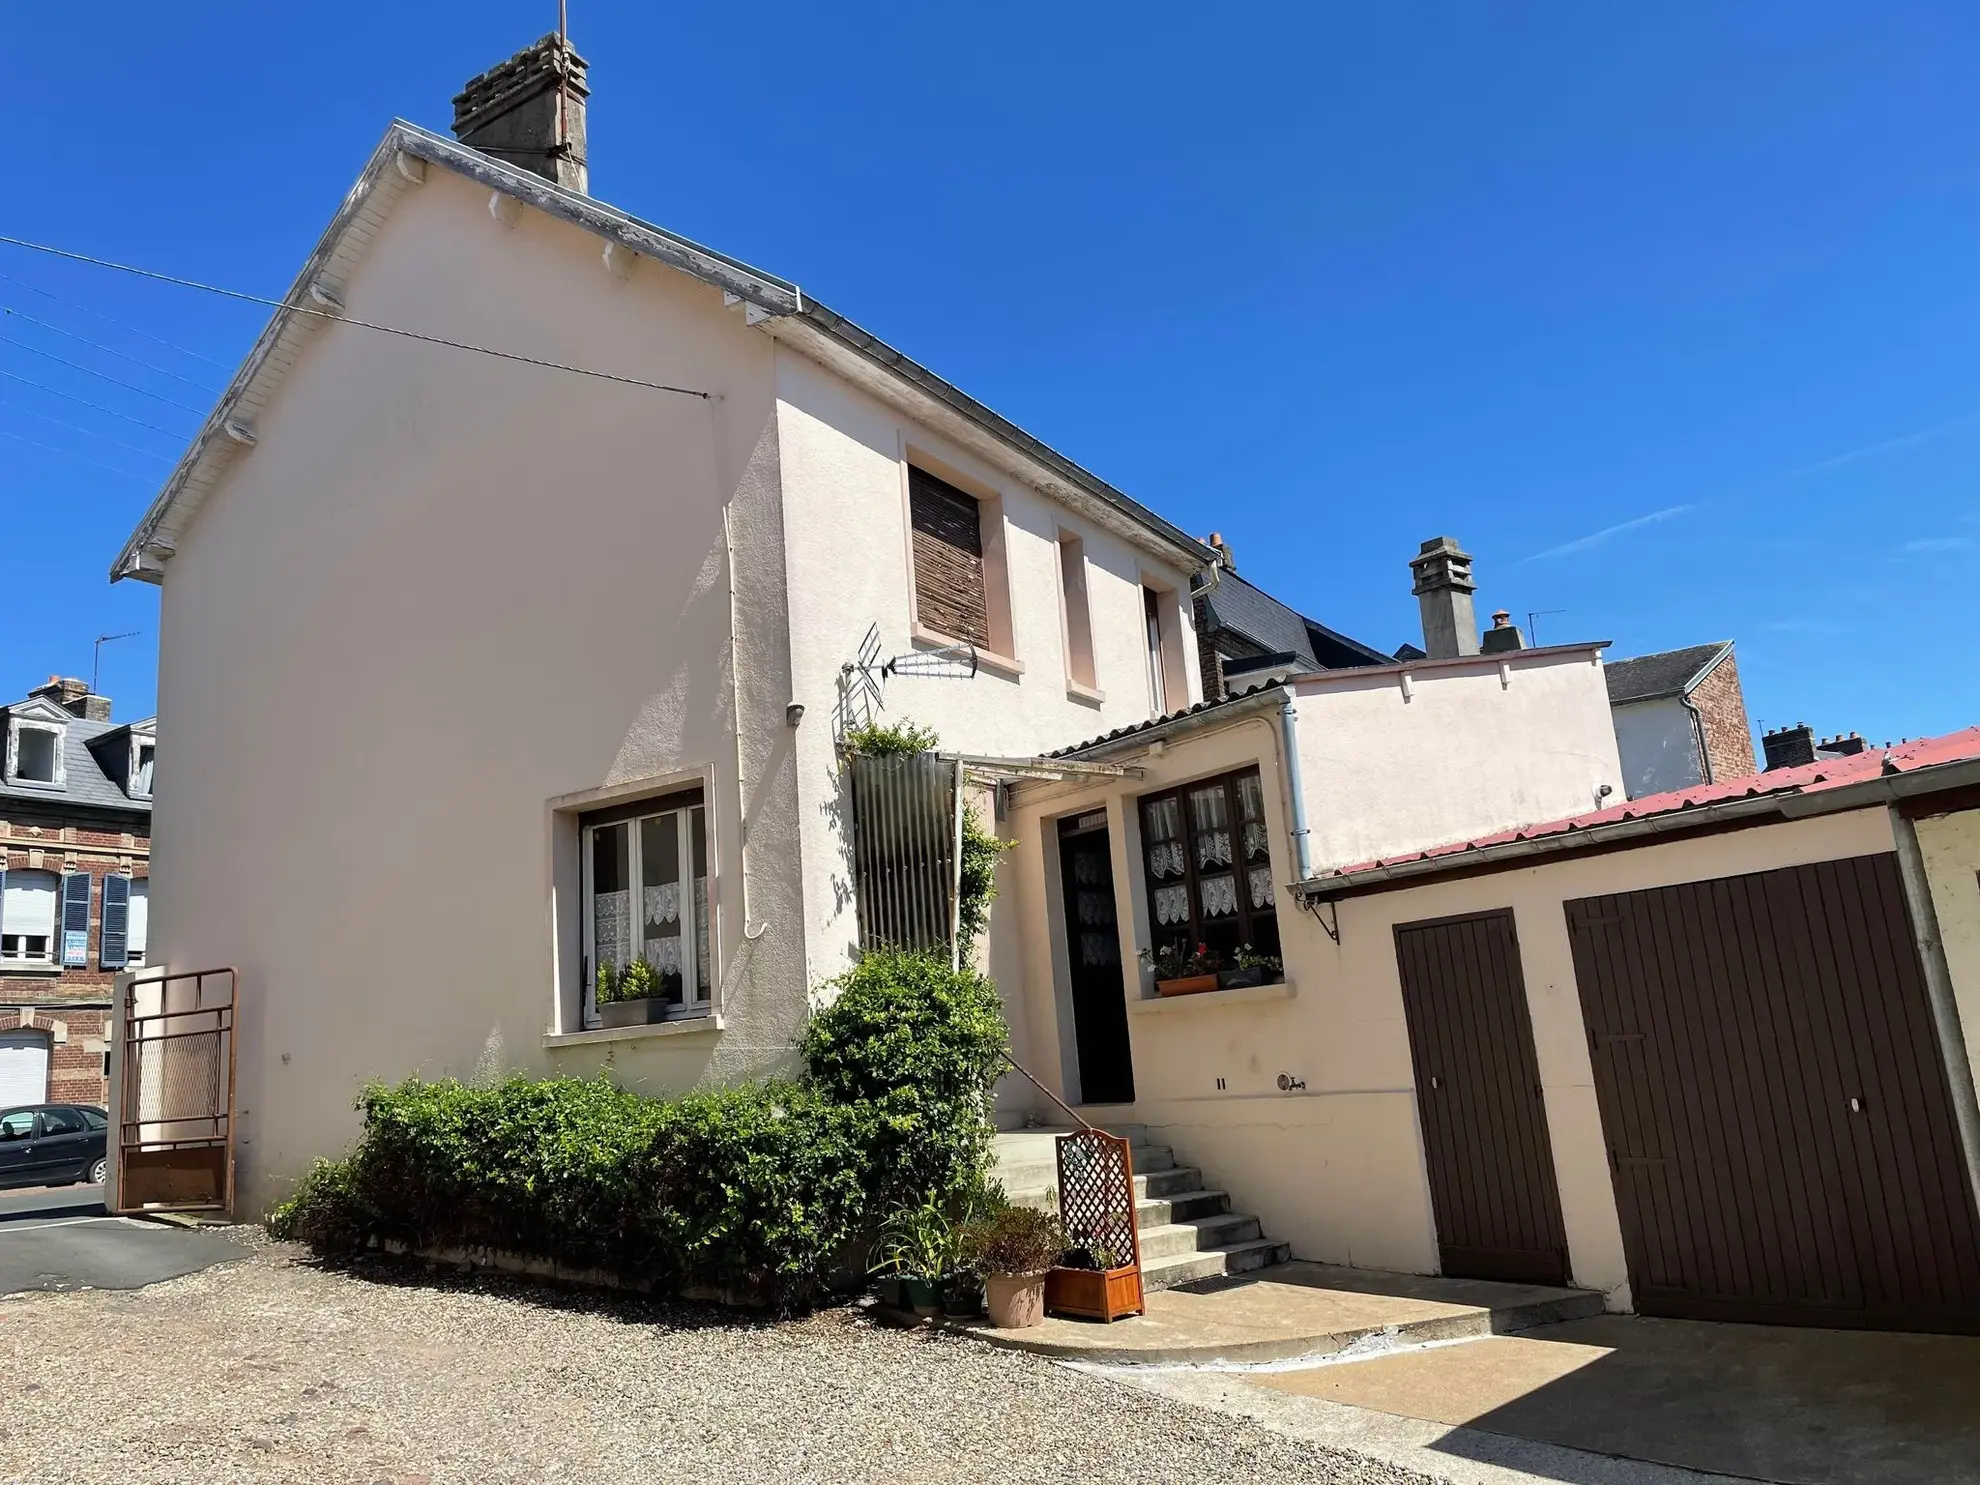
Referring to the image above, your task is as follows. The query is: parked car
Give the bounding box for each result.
[0,1105,109,1188]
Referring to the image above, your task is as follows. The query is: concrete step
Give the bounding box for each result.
[1140,1237,1291,1292]
[1135,1188,1231,1227]
[1135,1211,1262,1260]
[993,1143,1177,1194]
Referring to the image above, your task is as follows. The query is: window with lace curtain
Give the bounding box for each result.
[579,789,711,1028]
[1138,766,1280,970]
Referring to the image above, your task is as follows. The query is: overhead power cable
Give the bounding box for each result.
[0,268,229,368]
[0,234,714,400]
[0,331,209,415]
[1,305,221,393]
[0,366,192,439]
[0,425,150,481]
[0,397,172,462]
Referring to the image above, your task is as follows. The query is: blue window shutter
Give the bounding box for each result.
[99,873,129,970]
[59,872,90,968]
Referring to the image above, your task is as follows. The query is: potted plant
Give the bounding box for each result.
[1140,942,1223,997]
[1218,945,1283,991]
[1046,1228,1145,1322]
[961,1205,1065,1330]
[873,1194,953,1319]
[596,958,669,1028]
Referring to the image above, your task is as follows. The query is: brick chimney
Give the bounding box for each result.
[1762,723,1817,771]
[1479,609,1526,655]
[1821,732,1866,757]
[453,34,590,192]
[1409,536,1479,659]
[27,675,111,722]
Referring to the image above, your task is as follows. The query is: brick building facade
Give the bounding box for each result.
[0,677,153,1110]
[1605,641,1758,800]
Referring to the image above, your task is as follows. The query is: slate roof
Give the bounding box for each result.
[1199,572,1391,671]
[1048,683,1288,760]
[1604,641,1732,705]
[1301,725,1980,894]
[0,709,152,816]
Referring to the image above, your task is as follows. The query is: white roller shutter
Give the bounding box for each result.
[127,878,149,963]
[0,1033,49,1106]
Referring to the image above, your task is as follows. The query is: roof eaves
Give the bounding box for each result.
[116,121,1216,581]
[1050,683,1287,761]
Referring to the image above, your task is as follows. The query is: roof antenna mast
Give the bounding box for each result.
[92,631,140,695]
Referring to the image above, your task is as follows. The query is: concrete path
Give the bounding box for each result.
[958,1261,1604,1363]
[0,1186,245,1295]
[1105,1312,1980,1485]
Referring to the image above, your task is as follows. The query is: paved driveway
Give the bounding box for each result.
[0,1185,245,1294]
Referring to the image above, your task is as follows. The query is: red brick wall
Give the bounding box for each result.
[1,821,148,1108]
[1690,653,1758,784]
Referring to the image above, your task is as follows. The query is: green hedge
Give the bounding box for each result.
[270,950,1006,1306]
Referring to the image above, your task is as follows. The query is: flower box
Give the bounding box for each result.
[1045,1262,1144,1322]
[1156,974,1221,998]
[598,997,669,1028]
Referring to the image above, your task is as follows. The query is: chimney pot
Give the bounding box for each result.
[1408,536,1479,659]
[27,675,111,721]
[453,34,590,193]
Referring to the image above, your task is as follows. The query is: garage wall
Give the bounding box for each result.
[1336,806,1897,1308]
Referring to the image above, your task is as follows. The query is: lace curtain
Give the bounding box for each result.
[643,881,681,927]
[1249,866,1275,909]
[1199,874,1238,918]
[593,889,630,972]
[1153,882,1190,926]
[1147,840,1187,879]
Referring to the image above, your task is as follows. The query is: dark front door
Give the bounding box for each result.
[1566,853,1980,1333]
[1394,910,1571,1286]
[1059,813,1135,1106]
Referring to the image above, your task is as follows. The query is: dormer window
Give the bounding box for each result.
[132,739,155,797]
[5,716,65,789]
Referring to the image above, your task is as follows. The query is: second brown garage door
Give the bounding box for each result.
[1566,853,1980,1333]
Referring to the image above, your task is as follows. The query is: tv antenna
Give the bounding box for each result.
[835,623,979,737]
[92,631,140,694]
[1526,609,1567,646]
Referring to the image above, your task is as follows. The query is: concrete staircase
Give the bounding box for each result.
[991,1126,1289,1291]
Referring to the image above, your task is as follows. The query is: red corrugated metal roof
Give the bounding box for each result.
[1323,725,1980,881]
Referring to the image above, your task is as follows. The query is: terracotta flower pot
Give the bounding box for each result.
[984,1272,1048,1329]
[1157,974,1221,998]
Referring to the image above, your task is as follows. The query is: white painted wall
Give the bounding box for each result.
[147,167,808,1215]
[1917,806,1980,1102]
[1292,648,1623,873]
[1611,696,1704,799]
[771,349,1201,994]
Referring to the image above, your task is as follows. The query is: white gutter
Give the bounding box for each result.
[1278,693,1313,880]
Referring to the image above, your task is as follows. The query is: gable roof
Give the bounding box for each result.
[1604,641,1733,705]
[1199,571,1390,671]
[1296,724,1980,898]
[113,121,1218,583]
[0,706,153,816]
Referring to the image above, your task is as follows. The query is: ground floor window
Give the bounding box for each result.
[581,790,710,1027]
[1138,766,1280,973]
[0,869,57,964]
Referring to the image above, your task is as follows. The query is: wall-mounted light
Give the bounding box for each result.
[786,702,805,728]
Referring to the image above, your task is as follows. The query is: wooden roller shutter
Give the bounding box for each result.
[908,467,990,647]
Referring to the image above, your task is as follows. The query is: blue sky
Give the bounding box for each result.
[2,2,1974,740]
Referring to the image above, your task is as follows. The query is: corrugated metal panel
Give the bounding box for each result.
[1567,853,1980,1333]
[850,753,959,956]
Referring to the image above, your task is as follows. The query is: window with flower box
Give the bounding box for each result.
[1138,766,1280,976]
[579,789,711,1028]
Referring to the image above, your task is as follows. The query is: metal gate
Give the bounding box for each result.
[113,968,238,1214]
[849,752,962,959]
[1394,910,1571,1285]
[1566,855,1980,1333]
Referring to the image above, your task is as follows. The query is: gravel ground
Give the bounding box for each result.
[0,1234,1437,1485]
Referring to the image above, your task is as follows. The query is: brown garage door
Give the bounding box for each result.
[1395,910,1571,1286]
[1566,853,1980,1333]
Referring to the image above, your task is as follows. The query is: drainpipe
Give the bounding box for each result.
[1277,689,1313,881]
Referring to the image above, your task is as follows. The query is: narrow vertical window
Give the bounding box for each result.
[1144,587,1168,716]
[1058,533,1097,694]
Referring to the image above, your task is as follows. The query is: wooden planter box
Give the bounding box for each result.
[1045,1263,1145,1322]
[1156,974,1221,998]
[599,998,668,1028]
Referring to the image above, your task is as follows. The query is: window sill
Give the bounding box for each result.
[542,1014,723,1050]
[1065,679,1105,707]
[0,964,61,978]
[912,626,1024,680]
[1127,979,1295,1015]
